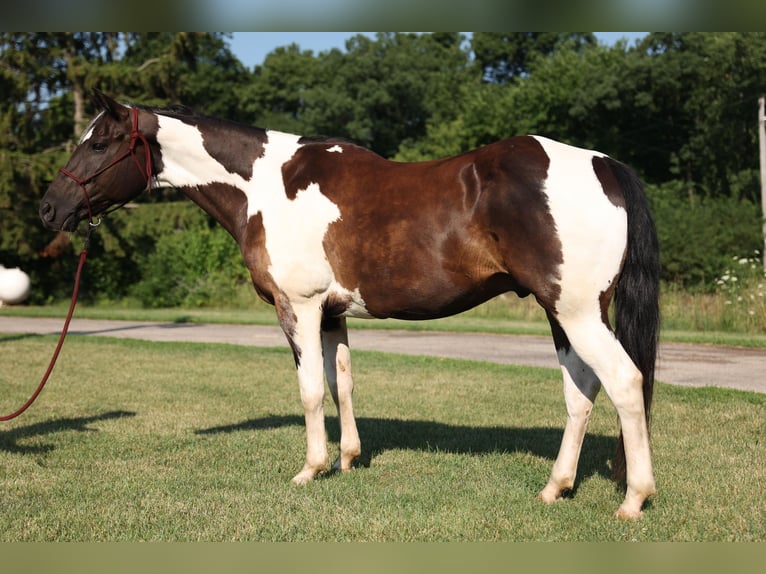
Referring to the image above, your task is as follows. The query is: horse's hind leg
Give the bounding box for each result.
[554,312,655,518]
[539,312,602,503]
[321,317,361,472]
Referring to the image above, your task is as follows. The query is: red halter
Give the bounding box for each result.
[59,106,153,225]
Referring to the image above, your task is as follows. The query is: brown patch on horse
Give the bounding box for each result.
[281,142,365,200]
[180,182,249,243]
[275,293,302,365]
[471,136,562,310]
[284,136,564,319]
[241,212,277,306]
[200,122,267,181]
[592,156,627,209]
[598,274,620,330]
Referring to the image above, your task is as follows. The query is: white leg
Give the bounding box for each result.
[278,297,330,485]
[558,315,656,518]
[322,317,361,472]
[539,345,601,502]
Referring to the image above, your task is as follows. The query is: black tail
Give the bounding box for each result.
[608,159,661,482]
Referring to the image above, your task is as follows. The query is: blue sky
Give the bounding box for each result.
[228,32,648,69]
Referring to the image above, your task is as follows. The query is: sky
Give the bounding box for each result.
[227,32,648,70]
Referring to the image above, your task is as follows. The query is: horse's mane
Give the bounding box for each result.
[135,103,263,135]
[135,103,200,119]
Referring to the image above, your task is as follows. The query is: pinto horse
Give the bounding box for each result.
[40,90,660,518]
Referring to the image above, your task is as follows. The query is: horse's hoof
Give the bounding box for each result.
[291,470,315,485]
[615,506,644,520]
[538,482,567,504]
[331,456,357,473]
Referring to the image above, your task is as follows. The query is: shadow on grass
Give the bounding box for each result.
[0,333,46,344]
[196,414,616,488]
[0,410,135,454]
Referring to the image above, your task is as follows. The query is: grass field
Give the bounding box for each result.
[1,334,764,541]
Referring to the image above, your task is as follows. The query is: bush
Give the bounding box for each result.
[648,182,763,290]
[131,223,250,308]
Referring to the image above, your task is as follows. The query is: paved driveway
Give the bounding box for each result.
[1,316,764,393]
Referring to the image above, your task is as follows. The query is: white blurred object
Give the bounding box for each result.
[0,265,31,305]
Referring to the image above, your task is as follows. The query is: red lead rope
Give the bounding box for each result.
[1,234,90,421]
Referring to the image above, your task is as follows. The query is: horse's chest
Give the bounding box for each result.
[249,187,339,297]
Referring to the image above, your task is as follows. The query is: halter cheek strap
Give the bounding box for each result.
[59,107,153,226]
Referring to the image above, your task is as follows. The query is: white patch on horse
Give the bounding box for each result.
[79,112,104,144]
[533,136,627,318]
[331,283,373,319]
[243,132,344,299]
[326,145,343,153]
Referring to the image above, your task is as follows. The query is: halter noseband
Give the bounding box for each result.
[59,106,153,226]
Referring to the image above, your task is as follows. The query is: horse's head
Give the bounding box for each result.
[40,89,154,232]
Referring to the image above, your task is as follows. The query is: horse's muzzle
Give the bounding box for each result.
[39,199,79,232]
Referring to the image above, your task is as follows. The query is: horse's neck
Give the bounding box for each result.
[152,113,275,243]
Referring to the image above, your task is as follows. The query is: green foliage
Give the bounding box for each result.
[648,182,762,288]
[300,32,472,157]
[236,43,319,133]
[131,223,249,308]
[472,32,596,83]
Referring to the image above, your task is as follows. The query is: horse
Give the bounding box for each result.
[39,89,660,518]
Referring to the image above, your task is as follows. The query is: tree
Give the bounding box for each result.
[1,32,122,148]
[472,32,596,83]
[236,43,319,133]
[300,32,471,158]
[120,32,250,121]
[638,32,766,201]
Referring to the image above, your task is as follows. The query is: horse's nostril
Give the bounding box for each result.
[40,201,55,222]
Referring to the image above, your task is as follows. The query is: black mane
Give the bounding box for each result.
[136,103,200,119]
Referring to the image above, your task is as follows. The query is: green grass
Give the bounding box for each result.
[1,334,764,541]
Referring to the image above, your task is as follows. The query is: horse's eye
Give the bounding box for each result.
[91,142,108,153]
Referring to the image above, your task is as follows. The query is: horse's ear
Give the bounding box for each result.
[91,88,129,121]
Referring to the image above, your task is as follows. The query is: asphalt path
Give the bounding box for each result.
[1,316,764,394]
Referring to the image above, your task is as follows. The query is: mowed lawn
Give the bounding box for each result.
[0,334,764,541]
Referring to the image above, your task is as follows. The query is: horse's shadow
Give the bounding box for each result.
[0,411,136,454]
[196,414,616,488]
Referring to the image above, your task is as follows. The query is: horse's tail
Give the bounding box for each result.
[609,159,661,482]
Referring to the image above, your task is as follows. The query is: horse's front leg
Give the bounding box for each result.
[276,297,329,485]
[321,317,361,472]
